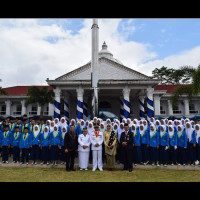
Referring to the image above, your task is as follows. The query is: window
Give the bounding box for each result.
[173,105,181,114]
[29,105,37,115]
[0,105,6,115]
[189,103,198,114]
[160,105,165,114]
[13,104,22,115]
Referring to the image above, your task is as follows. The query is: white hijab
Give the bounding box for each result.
[87,122,94,135]
[160,125,166,137]
[117,123,124,142]
[168,125,174,138]
[139,124,145,135]
[61,127,67,139]
[177,125,184,137]
[59,117,68,129]
[100,123,105,133]
[50,121,55,132]
[195,124,200,143]
[33,125,40,137]
[150,123,156,137]
[185,122,194,142]
[54,118,60,126]
[44,126,49,138]
[155,120,161,130]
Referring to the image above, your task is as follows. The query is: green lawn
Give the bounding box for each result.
[1,167,200,182]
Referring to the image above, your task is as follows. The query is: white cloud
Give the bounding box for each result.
[0,18,158,88]
[137,46,200,76]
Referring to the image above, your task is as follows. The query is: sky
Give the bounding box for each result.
[0,18,200,88]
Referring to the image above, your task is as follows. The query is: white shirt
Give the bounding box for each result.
[78,134,91,152]
[90,131,104,151]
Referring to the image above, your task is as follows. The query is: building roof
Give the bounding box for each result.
[154,84,188,94]
[1,86,53,96]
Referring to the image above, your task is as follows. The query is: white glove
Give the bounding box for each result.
[174,146,177,150]
[165,146,169,150]
[184,147,187,149]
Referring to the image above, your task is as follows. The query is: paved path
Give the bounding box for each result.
[1,157,200,171]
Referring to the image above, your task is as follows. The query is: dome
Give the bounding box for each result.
[98,42,123,65]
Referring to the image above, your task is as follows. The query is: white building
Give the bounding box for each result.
[0,19,199,121]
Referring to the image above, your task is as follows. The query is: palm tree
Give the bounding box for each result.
[170,65,200,107]
[26,86,54,118]
[0,87,7,95]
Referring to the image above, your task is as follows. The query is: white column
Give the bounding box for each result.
[53,87,61,119]
[167,100,173,116]
[139,96,145,119]
[48,102,54,117]
[146,87,154,122]
[122,86,131,119]
[154,95,161,116]
[21,99,27,115]
[5,100,11,116]
[76,86,84,121]
[37,103,41,116]
[184,99,190,116]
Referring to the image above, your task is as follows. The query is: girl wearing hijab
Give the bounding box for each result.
[40,126,51,165]
[60,127,67,164]
[59,117,68,131]
[30,125,41,165]
[100,123,105,133]
[132,124,141,166]
[140,124,150,165]
[104,123,118,171]
[185,122,196,165]
[168,125,177,165]
[177,125,187,166]
[49,121,55,133]
[112,123,118,135]
[54,118,60,127]
[159,125,169,167]
[195,124,200,165]
[50,125,61,166]
[149,123,159,166]
[155,120,161,132]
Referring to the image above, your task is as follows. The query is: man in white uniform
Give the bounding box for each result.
[90,123,104,171]
[78,127,91,170]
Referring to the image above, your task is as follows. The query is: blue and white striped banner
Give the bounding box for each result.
[147,96,154,123]
[76,100,83,120]
[83,102,88,120]
[120,99,124,121]
[139,98,145,119]
[64,99,69,122]
[54,99,60,119]
[123,98,130,119]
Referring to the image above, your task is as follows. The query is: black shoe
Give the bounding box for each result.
[70,168,75,171]
[129,168,133,172]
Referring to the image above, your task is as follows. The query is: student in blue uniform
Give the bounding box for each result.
[50,125,61,166]
[60,126,67,164]
[177,125,187,166]
[159,125,169,167]
[21,119,30,134]
[168,125,178,165]
[30,125,41,165]
[11,126,22,163]
[149,123,160,166]
[19,127,32,165]
[40,126,51,165]
[139,124,150,165]
[1,125,12,163]
[195,124,200,165]
[9,117,16,134]
[132,124,141,166]
[185,122,196,165]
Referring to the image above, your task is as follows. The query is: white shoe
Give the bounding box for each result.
[92,168,96,171]
[6,161,8,164]
[26,162,29,165]
[134,164,137,166]
[99,169,103,171]
[47,162,49,165]
[164,164,167,167]
[85,168,88,171]
[152,162,155,166]
[32,162,34,165]
[157,164,160,167]
[80,168,83,171]
[54,162,57,166]
[41,162,44,165]
[171,163,174,166]
[35,162,37,165]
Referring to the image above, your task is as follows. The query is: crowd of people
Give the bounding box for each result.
[0,114,200,172]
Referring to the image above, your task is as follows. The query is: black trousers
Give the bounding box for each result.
[66,150,76,170]
[2,146,9,162]
[122,148,133,170]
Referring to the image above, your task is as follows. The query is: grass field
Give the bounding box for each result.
[1,167,200,182]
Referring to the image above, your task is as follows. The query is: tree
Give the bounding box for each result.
[152,65,195,84]
[170,65,200,107]
[26,86,54,118]
[0,87,7,95]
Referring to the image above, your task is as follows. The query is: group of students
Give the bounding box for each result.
[0,115,200,172]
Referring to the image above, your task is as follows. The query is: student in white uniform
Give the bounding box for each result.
[78,126,91,170]
[90,123,104,171]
